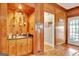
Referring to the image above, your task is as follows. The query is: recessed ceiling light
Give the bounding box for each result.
[18,4,22,9]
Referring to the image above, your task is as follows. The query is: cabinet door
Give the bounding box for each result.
[16,40,22,56]
[21,39,28,55]
[28,37,32,53]
[8,40,16,56]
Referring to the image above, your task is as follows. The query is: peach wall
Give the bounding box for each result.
[67,7,79,17]
[29,12,35,34]
[0,3,8,53]
[44,4,55,13]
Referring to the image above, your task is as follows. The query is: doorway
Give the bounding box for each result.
[56,18,65,45]
[44,12,54,52]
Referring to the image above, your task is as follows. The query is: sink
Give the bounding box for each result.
[16,36,27,38]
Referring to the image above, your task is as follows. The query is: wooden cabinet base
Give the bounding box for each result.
[8,37,33,56]
[8,40,16,56]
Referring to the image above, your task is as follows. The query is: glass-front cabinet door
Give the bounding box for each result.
[68,16,79,46]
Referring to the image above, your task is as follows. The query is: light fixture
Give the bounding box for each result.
[18,4,22,9]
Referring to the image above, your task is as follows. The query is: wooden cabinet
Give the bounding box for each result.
[28,37,32,53]
[16,39,28,56]
[16,40,22,56]
[8,37,32,56]
[21,39,28,55]
[8,40,16,56]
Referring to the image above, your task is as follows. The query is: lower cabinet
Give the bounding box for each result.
[17,40,22,56]
[8,40,16,56]
[28,37,32,53]
[21,39,28,55]
[8,37,32,56]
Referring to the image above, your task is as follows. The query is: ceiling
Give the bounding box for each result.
[57,3,79,9]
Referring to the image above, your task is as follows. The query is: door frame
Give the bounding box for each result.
[44,11,55,48]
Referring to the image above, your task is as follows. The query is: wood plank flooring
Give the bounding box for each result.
[30,44,79,56]
[44,44,53,52]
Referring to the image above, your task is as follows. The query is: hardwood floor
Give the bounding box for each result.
[30,44,79,56]
[44,44,53,52]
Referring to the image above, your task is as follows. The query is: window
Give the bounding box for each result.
[68,16,79,42]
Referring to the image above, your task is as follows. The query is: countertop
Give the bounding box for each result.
[8,34,33,40]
